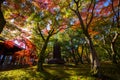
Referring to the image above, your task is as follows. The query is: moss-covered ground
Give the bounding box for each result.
[0,62,120,80]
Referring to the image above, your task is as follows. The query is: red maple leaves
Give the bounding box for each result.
[4,40,14,49]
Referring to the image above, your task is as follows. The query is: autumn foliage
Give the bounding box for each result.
[0,38,37,66]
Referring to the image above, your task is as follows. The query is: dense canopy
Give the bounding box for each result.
[0,0,120,79]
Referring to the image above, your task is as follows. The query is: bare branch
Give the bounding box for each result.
[49,28,55,36]
[37,23,45,41]
[86,0,93,25]
[74,0,80,7]
[69,0,82,12]
[86,0,96,30]
[112,31,118,43]
[69,2,76,13]
[111,0,117,18]
[117,0,120,28]
[111,0,120,28]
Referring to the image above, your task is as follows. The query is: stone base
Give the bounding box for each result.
[48,58,65,64]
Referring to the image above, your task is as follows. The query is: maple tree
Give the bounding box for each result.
[68,0,101,75]
[0,0,120,78]
[65,0,119,75]
[109,0,120,63]
[94,0,120,64]
[30,0,71,71]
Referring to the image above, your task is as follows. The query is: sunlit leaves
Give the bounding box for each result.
[33,0,59,14]
[3,0,33,24]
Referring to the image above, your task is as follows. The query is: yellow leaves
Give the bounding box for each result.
[71,26,78,30]
[32,1,40,9]
[4,10,12,19]
[78,46,82,54]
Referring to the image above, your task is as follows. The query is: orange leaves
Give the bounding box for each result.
[99,6,111,16]
[71,25,79,30]
[112,0,119,7]
[32,0,60,14]
[88,29,99,38]
[12,3,20,9]
[71,20,80,30]
[9,13,27,20]
[74,20,80,26]
[32,1,40,9]
[33,0,51,9]
[95,0,106,9]
[96,0,119,17]
[59,24,67,32]
[42,28,49,35]
[14,50,29,56]
[6,1,20,10]
[21,0,26,3]
[4,40,14,48]
[24,38,34,47]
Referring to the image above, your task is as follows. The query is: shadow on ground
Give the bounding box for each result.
[0,62,120,80]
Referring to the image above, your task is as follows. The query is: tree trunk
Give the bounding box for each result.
[71,47,78,65]
[37,35,51,71]
[70,40,78,65]
[0,0,6,33]
[76,45,84,64]
[111,42,117,63]
[85,44,90,63]
[53,40,61,59]
[111,32,118,64]
[85,34,100,76]
[70,0,100,75]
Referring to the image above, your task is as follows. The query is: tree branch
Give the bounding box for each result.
[111,0,117,18]
[117,0,120,28]
[86,0,93,26]
[71,0,86,32]
[112,31,118,43]
[86,0,96,30]
[111,0,120,28]
[74,0,81,8]
[37,23,45,41]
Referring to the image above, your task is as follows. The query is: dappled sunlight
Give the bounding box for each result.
[0,62,120,80]
[0,69,31,80]
[0,0,120,80]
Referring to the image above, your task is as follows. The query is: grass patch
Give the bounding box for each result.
[0,62,120,80]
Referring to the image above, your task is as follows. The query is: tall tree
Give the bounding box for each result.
[110,0,120,63]
[98,0,120,63]
[69,0,100,75]
[0,0,6,33]
[32,0,69,71]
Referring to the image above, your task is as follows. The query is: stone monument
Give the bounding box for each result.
[48,39,65,64]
